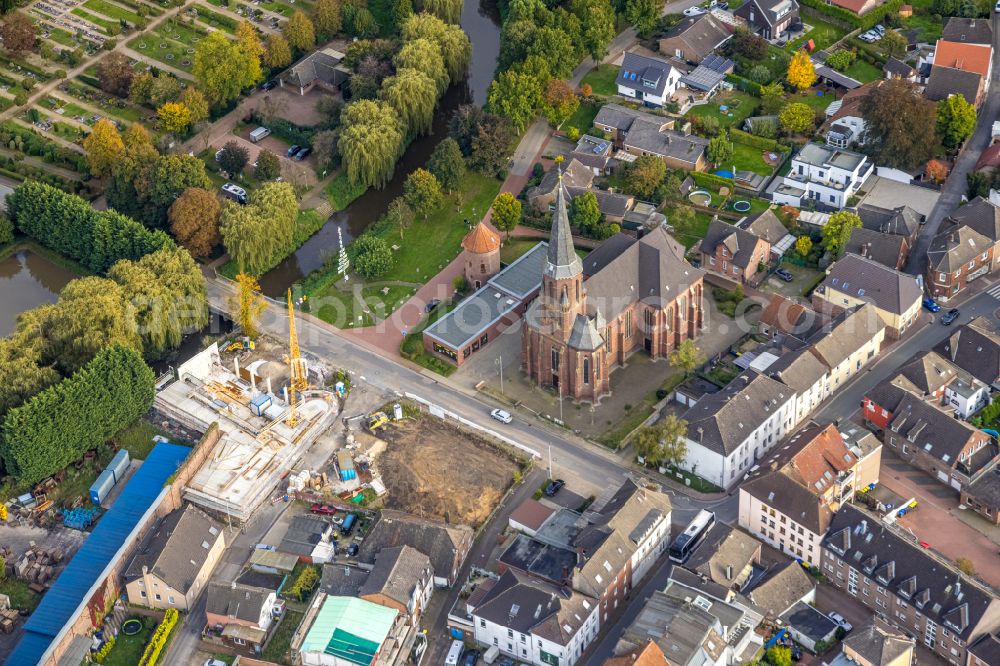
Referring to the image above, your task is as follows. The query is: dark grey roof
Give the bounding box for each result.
[617,52,673,98]
[887,393,981,465]
[490,242,548,298]
[963,467,1000,511]
[815,65,862,89]
[660,14,733,62]
[206,581,273,624]
[845,227,907,269]
[124,504,223,594]
[769,346,828,394]
[779,601,839,643]
[498,534,576,586]
[358,510,472,582]
[927,224,992,273]
[747,561,814,618]
[682,371,793,456]
[821,254,922,316]
[320,564,370,596]
[969,632,1000,666]
[567,313,605,351]
[807,304,885,369]
[822,504,999,640]
[359,545,432,608]
[743,210,789,245]
[530,159,594,198]
[284,47,348,88]
[699,219,767,269]
[866,375,919,413]
[547,177,584,280]
[942,17,994,44]
[567,186,632,218]
[622,119,709,165]
[883,57,915,78]
[935,317,1000,385]
[925,65,982,104]
[858,204,921,238]
[736,0,799,28]
[683,523,760,588]
[895,350,962,395]
[668,566,733,601]
[740,471,831,533]
[843,625,915,666]
[278,515,333,557]
[949,196,1000,241]
[623,589,718,664]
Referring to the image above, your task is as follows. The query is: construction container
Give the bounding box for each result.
[108,449,130,484]
[337,451,356,481]
[89,470,116,506]
[250,394,272,417]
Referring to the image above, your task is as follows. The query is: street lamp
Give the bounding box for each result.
[495,355,503,395]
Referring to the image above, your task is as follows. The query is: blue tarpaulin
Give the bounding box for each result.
[6,442,190,666]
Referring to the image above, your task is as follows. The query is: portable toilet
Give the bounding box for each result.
[89,470,116,505]
[108,449,130,484]
[251,394,272,417]
[393,403,403,420]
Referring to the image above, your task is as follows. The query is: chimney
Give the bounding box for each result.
[860,519,868,534]
[267,376,273,395]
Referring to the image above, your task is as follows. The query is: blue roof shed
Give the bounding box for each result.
[6,442,190,666]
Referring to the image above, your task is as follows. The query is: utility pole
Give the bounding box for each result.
[558,381,563,423]
[548,444,553,480]
[496,355,503,395]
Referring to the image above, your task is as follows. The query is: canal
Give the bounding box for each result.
[0,249,77,337]
[257,0,502,297]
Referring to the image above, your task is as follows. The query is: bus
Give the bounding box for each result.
[668,510,716,563]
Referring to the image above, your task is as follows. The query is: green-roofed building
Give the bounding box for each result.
[300,595,400,666]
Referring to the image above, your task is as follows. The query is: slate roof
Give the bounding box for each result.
[820,254,922,316]
[593,104,708,165]
[530,159,594,199]
[747,561,814,618]
[359,545,432,609]
[284,47,348,89]
[965,468,1000,513]
[659,14,733,63]
[844,624,915,666]
[617,52,674,99]
[743,210,789,245]
[949,197,1000,241]
[358,510,473,583]
[320,564,370,597]
[935,316,1000,385]
[684,523,761,588]
[736,0,799,28]
[124,504,223,594]
[857,204,921,238]
[823,504,999,641]
[741,471,833,534]
[780,601,839,643]
[887,393,982,466]
[699,218,768,269]
[927,224,993,273]
[924,65,982,104]
[594,104,670,132]
[567,186,632,219]
[942,17,994,45]
[206,582,273,625]
[866,375,921,413]
[895,350,962,396]
[682,371,794,456]
[807,304,886,369]
[883,57,915,78]
[547,176,584,280]
[968,632,1000,666]
[769,346,829,394]
[845,227,908,269]
[279,515,333,558]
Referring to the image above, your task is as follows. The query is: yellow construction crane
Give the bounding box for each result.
[286,289,309,427]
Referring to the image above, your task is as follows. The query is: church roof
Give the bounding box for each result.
[568,314,605,351]
[462,222,501,254]
[546,173,584,280]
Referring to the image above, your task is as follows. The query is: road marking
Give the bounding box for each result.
[988,283,1000,299]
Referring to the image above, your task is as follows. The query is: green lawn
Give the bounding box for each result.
[71,8,118,33]
[669,208,715,249]
[400,299,458,376]
[564,100,601,136]
[903,9,943,42]
[787,13,848,51]
[789,89,838,113]
[129,29,198,72]
[103,617,156,666]
[843,59,882,83]
[262,611,303,665]
[500,239,542,264]
[112,419,177,459]
[261,0,296,15]
[45,27,80,48]
[326,171,367,211]
[581,64,619,97]
[730,141,776,176]
[0,578,40,610]
[687,91,759,129]
[84,0,144,24]
[193,5,238,33]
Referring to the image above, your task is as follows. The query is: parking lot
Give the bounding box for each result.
[759,262,825,299]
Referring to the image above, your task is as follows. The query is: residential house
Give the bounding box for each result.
[845,227,910,270]
[278,514,336,564]
[526,159,652,228]
[858,204,922,245]
[359,545,434,626]
[603,640,671,666]
[205,581,279,655]
[768,346,832,425]
[888,350,989,418]
[742,210,795,259]
[926,225,994,301]
[772,143,873,210]
[942,17,994,45]
[863,375,926,431]
[683,523,762,592]
[658,13,733,63]
[739,422,882,565]
[883,57,917,82]
[933,40,993,93]
[884,393,996,491]
[812,254,922,338]
[734,0,800,39]
[960,467,1000,526]
[935,316,1000,386]
[281,47,350,95]
[571,134,614,175]
[471,570,599,666]
[757,295,823,341]
[746,561,815,619]
[594,104,709,171]
[780,601,840,653]
[123,504,225,611]
[821,504,1000,666]
[508,498,556,537]
[680,370,796,490]
[823,82,878,149]
[829,0,880,15]
[696,218,773,285]
[836,624,916,666]
[358,510,474,587]
[947,197,1000,271]
[298,594,403,666]
[968,632,1000,666]
[924,65,984,106]
[616,52,681,108]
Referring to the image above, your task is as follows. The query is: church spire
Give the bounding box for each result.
[546,167,583,280]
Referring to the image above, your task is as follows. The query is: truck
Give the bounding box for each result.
[250,126,271,142]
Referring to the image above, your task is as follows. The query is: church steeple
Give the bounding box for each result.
[546,169,583,280]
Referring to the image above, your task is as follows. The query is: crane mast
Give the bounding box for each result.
[286,289,308,427]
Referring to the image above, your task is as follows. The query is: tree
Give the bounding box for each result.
[927,159,948,183]
[624,0,660,38]
[354,235,393,278]
[387,196,414,237]
[83,118,124,178]
[795,235,812,257]
[194,31,258,107]
[526,27,577,79]
[312,129,338,171]
[543,79,579,128]
[967,170,991,199]
[218,140,250,176]
[142,155,212,228]
[766,647,793,666]
[470,113,515,176]
[169,187,221,258]
[147,74,182,108]
[573,0,615,60]
[728,27,767,59]
[669,339,704,377]
[235,20,264,87]
[381,68,438,136]
[625,155,666,200]
[157,101,192,134]
[956,557,976,576]
[0,12,35,55]
[346,6,377,37]
[569,190,602,235]
[760,81,785,115]
[233,272,266,338]
[747,64,772,84]
[403,168,442,218]
[395,37,449,94]
[338,99,405,188]
[263,33,292,69]
[707,135,733,165]
[487,69,541,132]
[821,210,862,257]
[824,49,855,72]
[0,337,59,416]
[879,29,907,58]
[313,0,342,38]
[401,13,471,82]
[861,80,937,170]
[415,0,462,23]
[937,94,977,149]
[284,10,316,52]
[256,149,281,180]
[393,0,413,30]
[180,86,209,125]
[220,182,297,274]
[427,137,465,193]
[779,102,814,134]
[786,49,815,91]
[633,415,688,467]
[491,191,520,240]
[97,52,133,97]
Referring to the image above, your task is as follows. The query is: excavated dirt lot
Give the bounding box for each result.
[377,416,519,527]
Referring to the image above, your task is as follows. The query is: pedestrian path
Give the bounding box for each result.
[987,282,1000,299]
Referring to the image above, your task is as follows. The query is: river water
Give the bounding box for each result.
[258,0,502,297]
[0,249,77,337]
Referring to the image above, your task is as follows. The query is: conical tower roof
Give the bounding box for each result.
[546,171,583,280]
[462,221,501,254]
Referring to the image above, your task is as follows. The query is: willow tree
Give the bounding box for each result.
[220,202,273,276]
[233,272,266,339]
[338,100,405,189]
[401,13,471,81]
[394,38,449,95]
[414,0,461,23]
[382,68,437,136]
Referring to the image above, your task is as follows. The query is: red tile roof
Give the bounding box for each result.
[933,40,992,78]
[462,222,501,254]
[604,641,671,666]
[508,498,554,532]
[830,0,870,14]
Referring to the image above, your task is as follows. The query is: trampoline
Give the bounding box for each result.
[688,190,712,206]
[714,169,734,178]
[732,200,751,213]
[122,619,142,636]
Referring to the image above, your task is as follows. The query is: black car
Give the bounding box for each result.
[942,308,960,325]
[261,80,277,91]
[544,479,565,497]
[294,146,312,161]
[346,543,359,557]
[286,145,300,158]
[791,647,802,662]
[774,268,794,282]
[463,650,481,666]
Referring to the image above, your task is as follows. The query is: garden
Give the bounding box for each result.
[686,90,758,130]
[580,64,619,97]
[786,12,849,52]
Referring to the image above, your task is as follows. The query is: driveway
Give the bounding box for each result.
[758,263,825,300]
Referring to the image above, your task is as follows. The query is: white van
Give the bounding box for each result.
[250,126,271,143]
[445,640,464,666]
[483,646,500,664]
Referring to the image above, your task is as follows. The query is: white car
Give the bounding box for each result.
[828,612,853,633]
[995,0,999,12]
[490,408,513,424]
[683,6,707,16]
[204,660,228,666]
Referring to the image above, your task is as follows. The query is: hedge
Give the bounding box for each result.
[690,170,737,190]
[0,346,155,484]
[731,128,784,151]
[138,608,178,666]
[6,180,174,274]
[725,74,762,97]
[250,113,317,147]
[799,0,904,29]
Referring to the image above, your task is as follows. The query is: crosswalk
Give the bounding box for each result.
[988,282,1000,300]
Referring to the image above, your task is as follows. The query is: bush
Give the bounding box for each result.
[731,127,782,151]
[725,74,762,96]
[138,608,178,666]
[93,635,115,663]
[353,235,393,278]
[284,565,320,601]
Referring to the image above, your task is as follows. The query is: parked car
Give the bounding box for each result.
[214,148,224,162]
[682,6,706,15]
[426,298,441,312]
[942,308,960,325]
[922,296,940,312]
[310,503,336,515]
[286,144,300,157]
[346,543,359,557]
[828,612,853,632]
[774,268,794,282]
[544,479,565,496]
[261,80,277,91]
[204,660,228,666]
[791,647,802,662]
[873,23,885,35]
[464,649,481,666]
[995,0,1000,12]
[490,408,513,424]
[294,146,312,161]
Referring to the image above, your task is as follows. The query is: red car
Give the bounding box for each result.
[310,503,336,515]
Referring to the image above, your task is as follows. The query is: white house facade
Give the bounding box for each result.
[615,52,680,108]
[772,143,873,210]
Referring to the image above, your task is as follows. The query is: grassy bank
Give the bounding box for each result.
[400,299,458,376]
[219,209,327,279]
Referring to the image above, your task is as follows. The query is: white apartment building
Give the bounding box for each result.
[772,143,873,209]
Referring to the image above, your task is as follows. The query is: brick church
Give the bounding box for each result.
[521,174,706,403]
